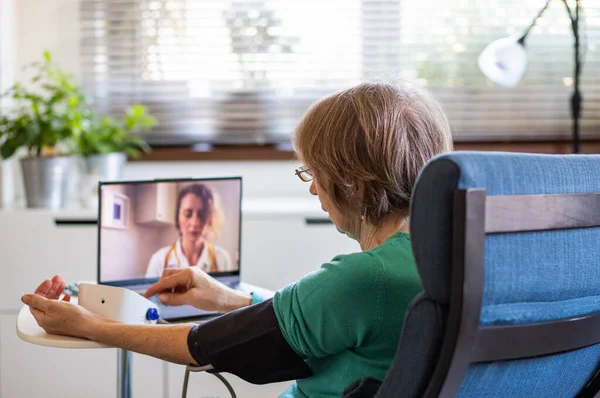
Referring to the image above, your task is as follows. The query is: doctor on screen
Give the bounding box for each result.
[145,183,234,278]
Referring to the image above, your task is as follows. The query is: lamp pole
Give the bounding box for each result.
[512,0,583,154]
[570,0,582,154]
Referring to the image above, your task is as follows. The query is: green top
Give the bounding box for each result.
[268,232,422,398]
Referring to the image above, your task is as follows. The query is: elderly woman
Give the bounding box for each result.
[22,81,453,398]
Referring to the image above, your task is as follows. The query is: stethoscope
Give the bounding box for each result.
[163,240,219,273]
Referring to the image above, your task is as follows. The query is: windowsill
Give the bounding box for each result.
[133,142,299,162]
[130,138,600,162]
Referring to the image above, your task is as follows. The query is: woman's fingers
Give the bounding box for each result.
[34,280,53,297]
[34,275,66,300]
[161,268,183,278]
[23,293,51,320]
[158,289,195,306]
[143,271,188,298]
[55,277,66,299]
[62,293,72,302]
[46,275,66,300]
[22,293,50,312]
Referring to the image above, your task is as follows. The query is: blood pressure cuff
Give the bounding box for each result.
[186,298,313,384]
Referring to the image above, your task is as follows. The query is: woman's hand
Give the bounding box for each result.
[33,274,69,301]
[143,268,251,313]
[21,275,106,339]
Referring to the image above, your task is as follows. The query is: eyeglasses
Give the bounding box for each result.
[294,166,314,182]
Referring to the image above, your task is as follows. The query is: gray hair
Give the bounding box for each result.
[293,79,454,225]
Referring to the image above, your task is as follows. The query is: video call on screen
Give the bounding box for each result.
[99,179,242,283]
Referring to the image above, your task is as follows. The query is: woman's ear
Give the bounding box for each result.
[355,180,366,204]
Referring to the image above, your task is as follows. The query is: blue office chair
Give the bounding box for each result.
[347,151,600,398]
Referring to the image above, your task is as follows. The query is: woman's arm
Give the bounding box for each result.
[143,268,251,312]
[22,292,199,365]
[23,278,312,384]
[214,246,234,271]
[87,320,198,366]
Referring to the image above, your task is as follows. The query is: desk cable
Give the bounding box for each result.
[183,365,236,398]
[156,318,237,398]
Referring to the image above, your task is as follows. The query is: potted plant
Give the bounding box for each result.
[0,51,84,209]
[71,104,157,207]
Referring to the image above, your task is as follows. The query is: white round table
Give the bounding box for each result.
[16,282,273,398]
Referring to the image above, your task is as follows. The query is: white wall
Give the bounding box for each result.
[0,0,81,207]
[0,0,15,208]
[99,183,173,281]
[0,0,15,90]
[14,0,81,83]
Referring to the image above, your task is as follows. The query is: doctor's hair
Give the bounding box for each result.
[175,183,224,239]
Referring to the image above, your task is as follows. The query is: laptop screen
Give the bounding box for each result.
[97,177,242,286]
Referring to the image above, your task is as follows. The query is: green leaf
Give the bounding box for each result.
[0,132,28,159]
[0,51,157,159]
[68,95,80,108]
[125,146,141,158]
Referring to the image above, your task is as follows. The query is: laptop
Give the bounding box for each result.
[96,176,243,321]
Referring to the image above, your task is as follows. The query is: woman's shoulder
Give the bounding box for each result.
[328,250,379,269]
[322,233,414,280]
[211,244,234,270]
[301,250,382,290]
[275,251,387,316]
[212,244,230,256]
[279,233,414,295]
[150,244,172,259]
[211,244,232,263]
[146,244,174,278]
[369,232,412,257]
[331,233,410,265]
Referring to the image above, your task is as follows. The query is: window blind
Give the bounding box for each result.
[80,0,600,145]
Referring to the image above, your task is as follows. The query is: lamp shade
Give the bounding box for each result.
[478,36,528,87]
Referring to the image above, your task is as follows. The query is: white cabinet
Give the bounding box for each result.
[134,183,176,226]
[0,211,165,398]
[0,314,116,398]
[0,210,98,312]
[0,212,113,398]
[0,313,164,398]
[130,353,165,398]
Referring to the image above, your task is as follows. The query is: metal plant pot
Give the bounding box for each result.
[79,152,127,207]
[20,156,73,209]
[83,152,127,180]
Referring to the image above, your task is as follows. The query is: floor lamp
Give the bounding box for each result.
[477,0,583,154]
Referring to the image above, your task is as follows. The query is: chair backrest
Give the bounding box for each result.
[375,151,600,398]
